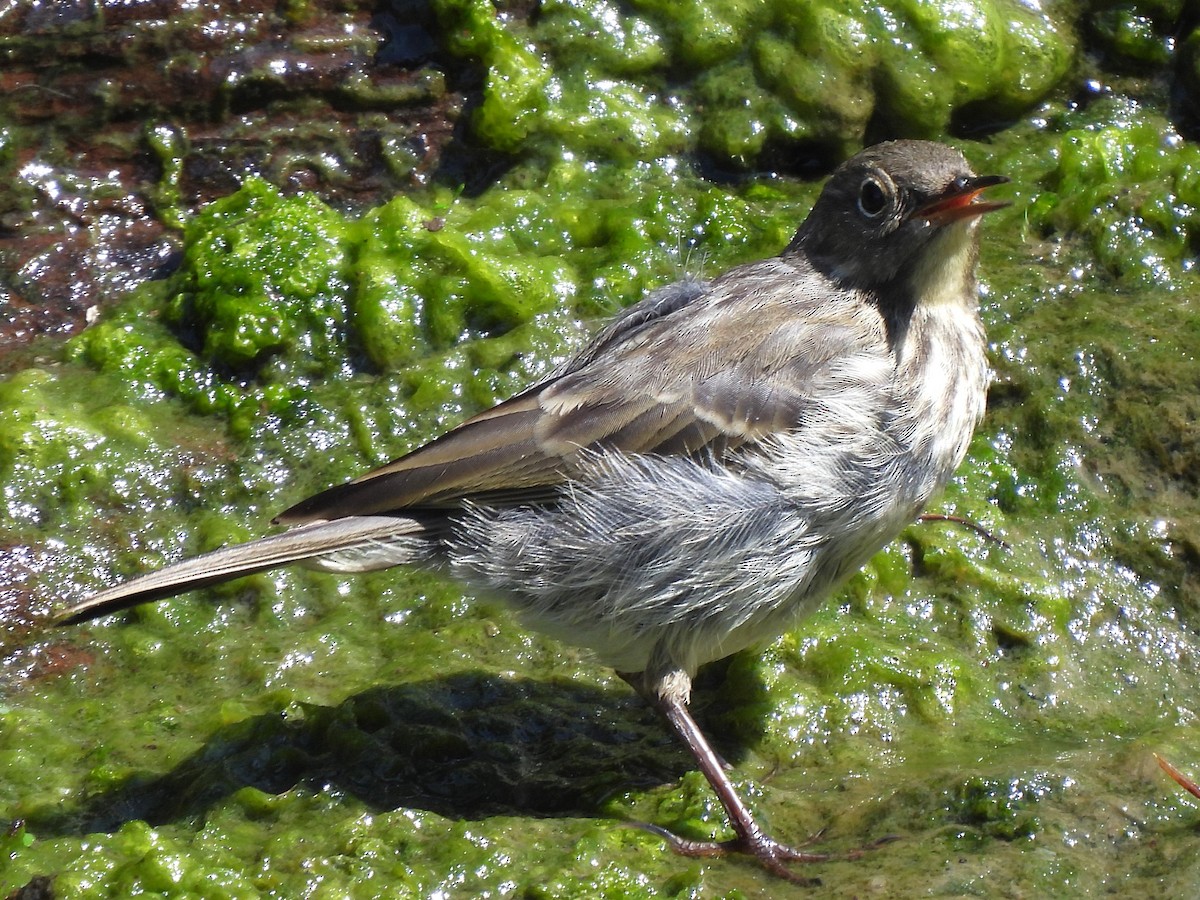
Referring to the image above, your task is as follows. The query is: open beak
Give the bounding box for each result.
[916,174,1010,225]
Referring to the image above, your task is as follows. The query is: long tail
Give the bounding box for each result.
[55,515,422,626]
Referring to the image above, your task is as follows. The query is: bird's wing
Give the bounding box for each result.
[276,260,882,524]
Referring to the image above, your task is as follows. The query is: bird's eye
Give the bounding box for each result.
[857,177,888,218]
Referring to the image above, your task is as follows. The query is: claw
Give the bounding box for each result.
[626,821,827,885]
[628,668,894,882]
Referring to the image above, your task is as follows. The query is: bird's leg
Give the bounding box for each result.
[917,513,1009,548]
[620,667,829,883]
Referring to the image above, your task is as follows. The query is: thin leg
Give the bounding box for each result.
[650,690,829,883]
[619,667,894,881]
[917,513,1009,548]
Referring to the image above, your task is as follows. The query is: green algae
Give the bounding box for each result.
[465,0,1076,165]
[1028,100,1200,289]
[1089,0,1184,70]
[6,2,1200,898]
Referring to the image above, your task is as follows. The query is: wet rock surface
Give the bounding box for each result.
[0,0,475,354]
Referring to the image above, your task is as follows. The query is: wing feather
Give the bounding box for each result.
[276,258,884,525]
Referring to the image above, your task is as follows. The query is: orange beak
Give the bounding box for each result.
[916,174,1010,225]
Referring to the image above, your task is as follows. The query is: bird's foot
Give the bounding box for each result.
[628,822,836,885]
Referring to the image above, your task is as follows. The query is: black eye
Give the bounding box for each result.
[857,177,888,218]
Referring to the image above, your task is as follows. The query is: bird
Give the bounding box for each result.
[55,139,1008,880]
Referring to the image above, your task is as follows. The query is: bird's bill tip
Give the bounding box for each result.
[917,174,1011,225]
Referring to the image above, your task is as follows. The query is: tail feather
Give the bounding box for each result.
[55,516,422,625]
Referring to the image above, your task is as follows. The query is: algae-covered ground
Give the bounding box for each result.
[5,0,1200,896]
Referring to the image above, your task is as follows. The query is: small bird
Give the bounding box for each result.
[56,140,1007,880]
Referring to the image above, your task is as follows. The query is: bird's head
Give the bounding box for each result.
[787,140,1009,301]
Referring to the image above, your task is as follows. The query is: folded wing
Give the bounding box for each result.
[278,259,879,524]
